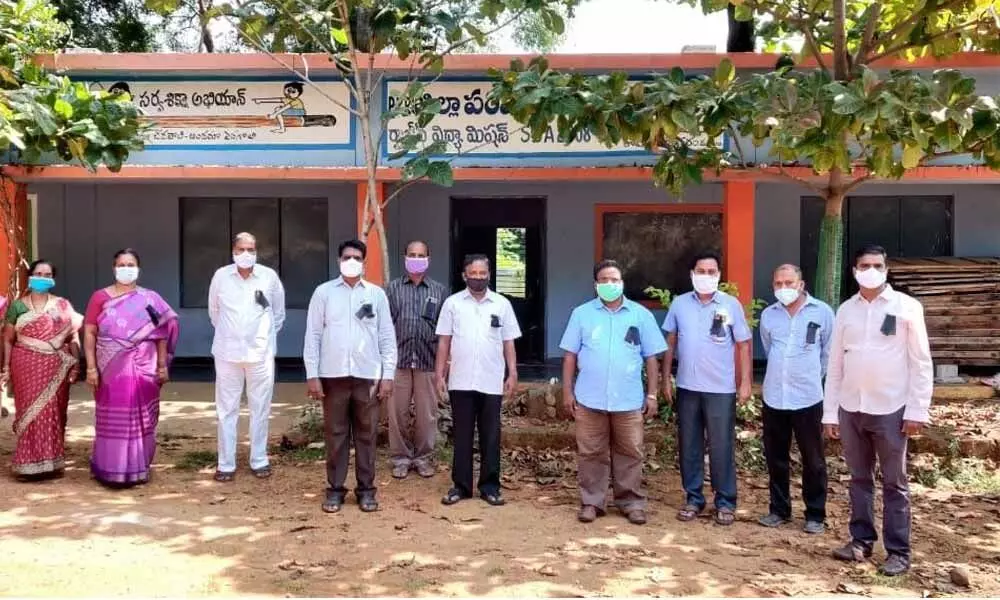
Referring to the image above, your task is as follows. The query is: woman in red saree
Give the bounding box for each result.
[2,260,82,479]
[83,249,179,487]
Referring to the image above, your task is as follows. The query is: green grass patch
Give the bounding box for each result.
[282,445,326,462]
[174,450,217,470]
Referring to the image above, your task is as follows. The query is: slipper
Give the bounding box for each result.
[251,466,272,479]
[676,504,702,522]
[715,507,736,526]
[214,471,235,483]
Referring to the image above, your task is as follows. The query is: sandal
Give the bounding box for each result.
[251,466,272,479]
[715,507,736,526]
[358,496,379,513]
[214,471,235,483]
[676,504,702,522]
[322,495,343,514]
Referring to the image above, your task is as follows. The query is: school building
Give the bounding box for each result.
[4,52,1000,369]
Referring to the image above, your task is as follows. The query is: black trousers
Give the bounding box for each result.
[762,401,828,521]
[450,390,502,497]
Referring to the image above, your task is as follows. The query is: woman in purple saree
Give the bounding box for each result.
[83,249,179,486]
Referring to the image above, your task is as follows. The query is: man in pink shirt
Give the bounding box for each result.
[823,244,933,576]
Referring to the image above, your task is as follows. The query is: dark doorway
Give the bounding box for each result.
[451,197,546,364]
[801,195,953,301]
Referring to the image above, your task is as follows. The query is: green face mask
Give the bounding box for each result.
[596,281,624,302]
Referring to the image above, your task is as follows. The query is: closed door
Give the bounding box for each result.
[451,197,546,364]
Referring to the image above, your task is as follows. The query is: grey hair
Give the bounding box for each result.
[773,263,803,278]
[233,232,257,247]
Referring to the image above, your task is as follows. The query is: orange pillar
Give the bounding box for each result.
[722,181,755,306]
[356,181,386,286]
[0,177,28,299]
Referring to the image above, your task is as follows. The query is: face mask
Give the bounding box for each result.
[596,282,624,302]
[855,267,887,289]
[774,287,800,306]
[115,266,139,285]
[233,251,256,269]
[28,276,55,293]
[404,256,429,275]
[691,273,720,295]
[465,277,489,293]
[340,258,363,278]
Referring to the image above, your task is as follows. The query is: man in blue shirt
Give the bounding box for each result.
[560,260,667,525]
[661,251,752,526]
[758,263,834,534]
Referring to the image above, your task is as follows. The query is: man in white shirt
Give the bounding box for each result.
[304,239,397,514]
[435,254,520,507]
[208,232,286,482]
[824,244,933,576]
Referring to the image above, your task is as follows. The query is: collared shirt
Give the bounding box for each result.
[436,289,521,395]
[302,277,397,381]
[208,264,286,363]
[759,294,835,411]
[823,285,933,424]
[560,297,668,413]
[661,290,752,394]
[386,275,447,372]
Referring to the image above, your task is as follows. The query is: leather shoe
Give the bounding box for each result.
[879,554,910,576]
[578,505,598,523]
[626,509,647,525]
[832,542,872,562]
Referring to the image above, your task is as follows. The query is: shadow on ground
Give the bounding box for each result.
[1,383,998,597]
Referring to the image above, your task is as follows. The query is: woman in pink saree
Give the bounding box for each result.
[83,249,179,487]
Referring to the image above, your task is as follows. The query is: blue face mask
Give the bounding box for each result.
[28,276,55,293]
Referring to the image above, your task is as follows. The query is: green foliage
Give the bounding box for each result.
[157,0,578,281]
[1,0,146,170]
[492,0,1000,303]
[56,0,155,52]
[737,433,766,473]
[643,281,767,328]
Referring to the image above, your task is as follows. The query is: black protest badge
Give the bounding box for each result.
[880,314,897,336]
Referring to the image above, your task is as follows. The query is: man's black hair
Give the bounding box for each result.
[338,239,367,259]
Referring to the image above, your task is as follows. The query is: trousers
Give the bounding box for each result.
[676,388,738,510]
[450,390,502,497]
[762,401,828,521]
[840,407,911,559]
[214,358,275,473]
[575,405,646,511]
[322,377,378,498]
[388,369,439,468]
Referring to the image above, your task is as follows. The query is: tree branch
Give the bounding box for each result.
[831,0,849,78]
[769,162,828,193]
[382,125,529,208]
[842,173,874,194]
[865,17,987,64]
[877,0,968,54]
[853,1,882,68]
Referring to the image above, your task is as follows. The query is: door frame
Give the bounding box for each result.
[449,195,548,364]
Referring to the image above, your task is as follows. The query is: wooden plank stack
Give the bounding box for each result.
[888,257,1000,366]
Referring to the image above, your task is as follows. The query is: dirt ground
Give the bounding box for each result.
[2,382,999,598]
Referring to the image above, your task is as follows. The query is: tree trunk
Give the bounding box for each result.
[0,177,27,300]
[814,191,845,304]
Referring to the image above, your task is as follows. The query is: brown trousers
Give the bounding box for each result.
[576,405,646,511]
[321,377,377,498]
[388,369,438,468]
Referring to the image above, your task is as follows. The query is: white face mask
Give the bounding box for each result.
[340,258,363,278]
[691,273,720,295]
[774,287,800,306]
[233,251,256,269]
[115,266,139,285]
[855,267,887,289]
